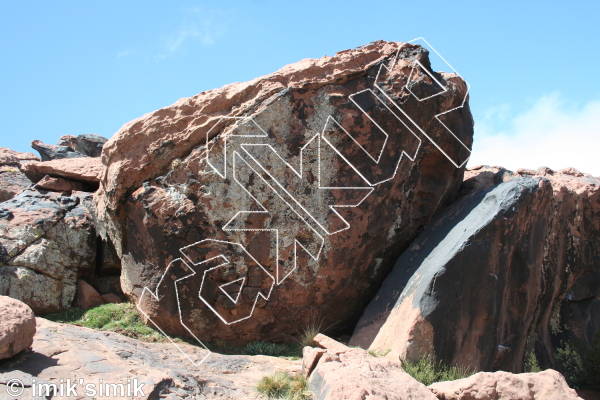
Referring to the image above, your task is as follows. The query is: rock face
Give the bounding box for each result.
[305,334,437,400]
[34,175,84,192]
[0,170,32,202]
[0,317,300,399]
[351,166,600,373]
[95,40,474,343]
[0,148,37,202]
[0,190,97,314]
[0,296,36,360]
[21,157,102,189]
[428,369,582,400]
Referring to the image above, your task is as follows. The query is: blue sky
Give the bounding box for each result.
[1,1,599,174]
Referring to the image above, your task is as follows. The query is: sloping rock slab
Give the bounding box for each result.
[0,148,39,166]
[0,318,300,399]
[21,158,102,186]
[351,166,600,372]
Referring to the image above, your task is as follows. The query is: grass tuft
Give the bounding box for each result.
[245,341,288,357]
[256,372,312,399]
[401,354,476,386]
[45,303,164,342]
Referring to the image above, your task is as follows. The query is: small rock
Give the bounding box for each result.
[0,296,36,360]
[35,175,84,192]
[101,293,123,304]
[75,280,105,309]
[313,333,350,353]
[428,369,582,400]
[301,347,325,377]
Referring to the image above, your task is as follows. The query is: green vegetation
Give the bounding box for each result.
[256,372,312,400]
[296,319,322,348]
[245,341,289,357]
[45,302,164,342]
[523,350,542,373]
[556,333,600,388]
[401,354,477,386]
[368,349,391,358]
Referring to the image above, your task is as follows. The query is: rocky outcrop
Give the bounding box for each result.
[21,157,102,189]
[34,175,84,192]
[428,369,581,400]
[95,40,474,343]
[0,317,300,399]
[0,190,97,314]
[31,140,87,161]
[0,148,39,166]
[0,296,36,360]
[351,166,600,373]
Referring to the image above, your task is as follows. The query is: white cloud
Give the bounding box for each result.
[116,50,133,59]
[468,93,600,176]
[159,7,227,59]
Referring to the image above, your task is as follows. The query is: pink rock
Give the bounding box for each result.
[313,334,350,353]
[22,157,102,184]
[35,175,83,192]
[0,295,36,360]
[428,369,582,400]
[75,280,105,309]
[0,147,39,165]
[101,293,123,304]
[309,348,437,400]
[301,347,326,377]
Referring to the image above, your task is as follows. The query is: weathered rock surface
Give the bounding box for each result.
[351,166,600,373]
[31,140,87,161]
[0,296,36,360]
[306,337,437,400]
[72,133,108,157]
[0,170,32,202]
[74,280,105,309]
[21,157,102,188]
[0,148,39,166]
[0,317,300,399]
[95,40,474,343]
[0,190,96,314]
[428,369,582,400]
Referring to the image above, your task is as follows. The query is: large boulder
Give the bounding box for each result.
[0,296,36,360]
[95,40,474,343]
[428,369,581,400]
[0,189,97,314]
[351,166,600,373]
